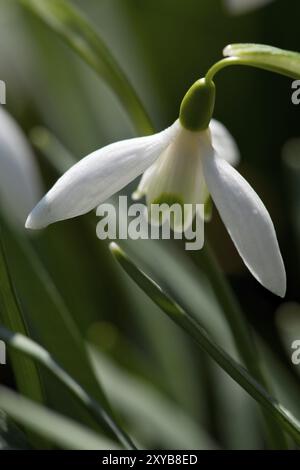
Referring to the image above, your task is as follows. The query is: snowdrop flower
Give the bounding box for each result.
[26,78,286,297]
[224,0,273,15]
[0,107,43,227]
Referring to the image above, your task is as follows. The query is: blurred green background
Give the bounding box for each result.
[0,0,300,451]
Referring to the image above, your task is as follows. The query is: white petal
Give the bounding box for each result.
[224,0,273,15]
[131,162,157,201]
[26,121,180,229]
[146,127,209,206]
[203,151,286,297]
[0,108,43,227]
[210,119,240,167]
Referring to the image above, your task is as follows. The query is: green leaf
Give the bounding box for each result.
[1,217,125,434]
[2,220,102,393]
[30,127,76,174]
[0,225,50,448]
[110,242,300,445]
[258,337,300,435]
[0,226,45,423]
[88,346,217,450]
[0,386,119,450]
[0,325,135,450]
[224,43,300,79]
[0,410,30,449]
[20,0,153,135]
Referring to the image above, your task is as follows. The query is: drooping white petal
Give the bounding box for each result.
[203,151,286,297]
[145,125,210,231]
[26,121,180,229]
[224,0,273,15]
[0,108,43,227]
[209,120,240,167]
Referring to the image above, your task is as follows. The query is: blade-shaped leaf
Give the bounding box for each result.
[88,346,217,450]
[0,325,135,450]
[31,127,76,174]
[110,242,300,445]
[2,219,103,394]
[0,226,44,408]
[0,386,119,450]
[0,410,30,450]
[20,0,152,135]
[1,216,133,442]
[0,224,49,448]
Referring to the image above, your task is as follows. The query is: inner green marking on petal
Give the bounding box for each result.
[204,196,213,222]
[150,193,185,227]
[151,193,184,208]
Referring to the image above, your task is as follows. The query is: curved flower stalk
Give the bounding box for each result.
[224,0,273,15]
[0,107,43,227]
[26,74,286,297]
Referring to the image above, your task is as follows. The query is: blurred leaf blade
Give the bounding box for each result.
[0,227,44,404]
[110,242,300,445]
[0,325,135,450]
[0,385,119,450]
[88,346,217,450]
[0,410,30,450]
[20,0,153,135]
[1,218,115,431]
[0,224,49,447]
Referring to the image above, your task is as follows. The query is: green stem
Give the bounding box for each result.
[205,56,300,83]
[195,242,288,449]
[205,57,242,82]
